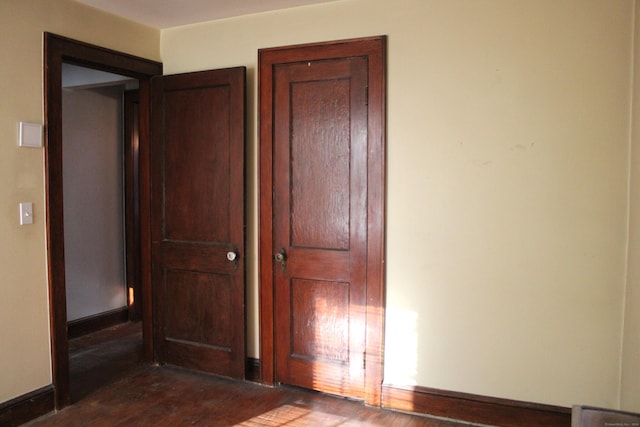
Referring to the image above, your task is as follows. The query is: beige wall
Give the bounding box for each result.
[0,0,159,404]
[162,0,637,410]
[622,0,640,412]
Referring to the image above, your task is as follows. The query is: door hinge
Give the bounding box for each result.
[365,86,369,106]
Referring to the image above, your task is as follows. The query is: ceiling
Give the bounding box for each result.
[74,0,339,29]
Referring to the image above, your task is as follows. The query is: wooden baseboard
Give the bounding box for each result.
[67,307,129,339]
[572,405,640,426]
[382,384,571,427]
[246,357,261,382]
[0,385,54,426]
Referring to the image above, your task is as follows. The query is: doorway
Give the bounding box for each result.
[44,32,162,408]
[258,36,387,406]
[60,64,141,401]
[62,65,133,329]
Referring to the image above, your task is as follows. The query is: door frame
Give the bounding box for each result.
[44,33,162,408]
[124,89,142,321]
[258,36,387,406]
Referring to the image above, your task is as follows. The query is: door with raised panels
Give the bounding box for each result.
[259,37,386,403]
[151,67,246,378]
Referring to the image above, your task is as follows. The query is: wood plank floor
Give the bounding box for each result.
[68,321,143,402]
[25,323,484,427]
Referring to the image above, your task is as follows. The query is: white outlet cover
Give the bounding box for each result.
[19,202,33,225]
[19,122,43,148]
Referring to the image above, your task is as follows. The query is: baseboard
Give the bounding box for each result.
[68,306,129,339]
[246,357,261,382]
[0,385,54,426]
[382,384,571,427]
[572,405,640,427]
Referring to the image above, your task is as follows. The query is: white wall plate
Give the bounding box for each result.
[19,122,43,148]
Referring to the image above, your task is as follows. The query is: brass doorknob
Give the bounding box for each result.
[274,248,286,271]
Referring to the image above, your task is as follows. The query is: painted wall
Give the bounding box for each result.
[0,0,159,405]
[621,0,640,412]
[63,86,127,322]
[1,0,638,414]
[161,0,637,410]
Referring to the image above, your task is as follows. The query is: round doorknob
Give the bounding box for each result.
[226,251,237,261]
[274,248,287,271]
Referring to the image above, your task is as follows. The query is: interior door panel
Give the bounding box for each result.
[151,67,246,379]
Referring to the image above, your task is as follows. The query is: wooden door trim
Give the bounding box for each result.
[258,36,387,406]
[124,90,142,321]
[44,33,162,408]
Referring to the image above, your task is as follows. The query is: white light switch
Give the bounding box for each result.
[19,202,33,225]
[19,122,43,148]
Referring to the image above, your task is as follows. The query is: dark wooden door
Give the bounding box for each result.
[270,52,372,399]
[151,67,246,378]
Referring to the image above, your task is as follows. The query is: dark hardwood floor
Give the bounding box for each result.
[25,323,481,426]
[68,321,143,403]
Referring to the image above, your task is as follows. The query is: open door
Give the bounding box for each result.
[150,67,246,378]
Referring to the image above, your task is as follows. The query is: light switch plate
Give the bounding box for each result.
[19,202,33,225]
[19,122,43,148]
